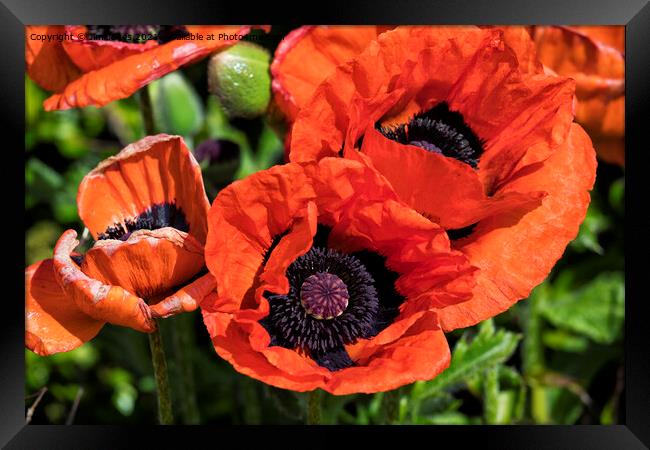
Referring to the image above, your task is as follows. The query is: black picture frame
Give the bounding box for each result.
[4,0,649,448]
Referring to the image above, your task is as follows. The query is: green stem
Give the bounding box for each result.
[139,86,156,135]
[381,389,400,425]
[171,315,200,424]
[307,390,321,424]
[148,322,174,425]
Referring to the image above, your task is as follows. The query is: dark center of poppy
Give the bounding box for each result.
[85,25,189,44]
[260,226,405,372]
[98,202,189,241]
[377,102,485,168]
[300,273,349,320]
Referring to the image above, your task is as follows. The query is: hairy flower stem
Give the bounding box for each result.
[307,390,321,424]
[171,315,200,424]
[139,86,156,135]
[148,322,174,424]
[381,388,400,424]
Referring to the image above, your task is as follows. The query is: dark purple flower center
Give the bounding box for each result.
[377,101,485,168]
[98,202,188,241]
[300,273,349,320]
[260,226,405,372]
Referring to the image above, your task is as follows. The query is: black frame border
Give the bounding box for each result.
[4,0,649,448]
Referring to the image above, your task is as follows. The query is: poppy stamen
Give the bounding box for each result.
[377,101,485,168]
[98,202,189,241]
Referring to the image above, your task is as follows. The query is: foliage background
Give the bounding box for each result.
[25,28,625,425]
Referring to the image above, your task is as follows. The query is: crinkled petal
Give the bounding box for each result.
[359,126,546,229]
[26,259,104,356]
[439,123,597,330]
[82,228,204,299]
[151,272,216,319]
[271,26,386,121]
[52,230,155,332]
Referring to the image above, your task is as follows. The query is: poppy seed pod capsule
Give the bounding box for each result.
[207,42,271,119]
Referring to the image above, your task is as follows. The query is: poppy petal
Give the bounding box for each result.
[62,25,159,72]
[52,230,155,332]
[151,272,216,319]
[271,26,386,121]
[43,26,252,110]
[533,26,625,165]
[359,126,546,229]
[205,163,315,309]
[77,134,209,244]
[438,123,597,331]
[25,26,82,93]
[329,311,450,394]
[81,228,204,300]
[26,259,104,356]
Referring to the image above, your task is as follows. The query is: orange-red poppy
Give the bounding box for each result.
[26,134,214,356]
[288,26,597,331]
[532,26,625,166]
[25,25,264,110]
[201,158,477,394]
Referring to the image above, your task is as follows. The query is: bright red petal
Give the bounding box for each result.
[439,123,597,330]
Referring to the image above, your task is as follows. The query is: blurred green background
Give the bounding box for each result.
[25,30,624,425]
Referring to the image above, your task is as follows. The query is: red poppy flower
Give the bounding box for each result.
[26,134,214,355]
[200,158,477,394]
[288,26,597,331]
[25,25,264,110]
[532,26,625,166]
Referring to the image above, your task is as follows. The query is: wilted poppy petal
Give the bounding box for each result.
[271,26,386,121]
[150,272,216,319]
[81,228,204,300]
[25,26,82,93]
[77,134,209,244]
[26,259,105,356]
[438,123,597,330]
[52,230,155,332]
[43,26,252,110]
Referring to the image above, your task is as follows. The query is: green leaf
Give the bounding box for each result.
[415,320,521,398]
[542,329,590,353]
[150,72,204,137]
[25,158,64,200]
[538,272,624,344]
[570,203,611,254]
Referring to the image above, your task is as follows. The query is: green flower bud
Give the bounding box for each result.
[207,42,271,119]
